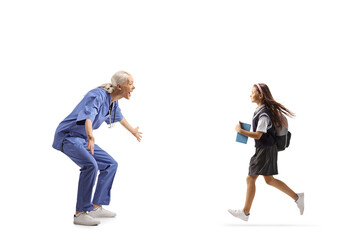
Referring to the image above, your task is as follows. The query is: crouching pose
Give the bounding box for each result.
[52,71,142,226]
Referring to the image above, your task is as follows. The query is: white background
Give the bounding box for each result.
[1,0,359,239]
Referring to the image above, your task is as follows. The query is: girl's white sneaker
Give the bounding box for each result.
[228,209,249,221]
[295,193,304,215]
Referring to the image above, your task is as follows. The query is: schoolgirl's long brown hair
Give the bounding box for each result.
[255,83,295,130]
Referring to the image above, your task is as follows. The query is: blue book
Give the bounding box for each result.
[236,122,251,144]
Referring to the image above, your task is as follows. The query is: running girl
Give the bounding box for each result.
[228,83,304,221]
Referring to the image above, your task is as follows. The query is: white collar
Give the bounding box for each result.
[255,104,265,113]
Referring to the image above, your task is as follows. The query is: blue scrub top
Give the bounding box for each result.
[52,88,123,151]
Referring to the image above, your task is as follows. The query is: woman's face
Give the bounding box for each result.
[250,86,262,104]
[120,75,135,100]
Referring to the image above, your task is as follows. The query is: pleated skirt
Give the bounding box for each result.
[248,144,278,176]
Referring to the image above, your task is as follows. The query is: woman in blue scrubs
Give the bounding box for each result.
[52,71,142,226]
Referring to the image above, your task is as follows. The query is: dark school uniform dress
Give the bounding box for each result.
[248,105,278,176]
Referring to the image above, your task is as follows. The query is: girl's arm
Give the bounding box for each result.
[235,122,263,140]
[120,117,142,142]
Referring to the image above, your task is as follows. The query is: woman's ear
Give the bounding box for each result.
[117,84,121,91]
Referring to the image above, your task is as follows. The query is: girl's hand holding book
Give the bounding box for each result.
[236,121,243,133]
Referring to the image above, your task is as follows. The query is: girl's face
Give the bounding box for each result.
[120,75,135,100]
[250,86,263,104]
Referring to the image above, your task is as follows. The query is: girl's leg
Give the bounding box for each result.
[243,175,258,215]
[263,176,297,200]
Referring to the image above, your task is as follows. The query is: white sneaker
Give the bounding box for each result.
[74,212,101,226]
[295,193,304,215]
[228,209,249,221]
[88,206,117,218]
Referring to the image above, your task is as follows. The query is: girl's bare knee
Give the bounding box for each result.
[264,176,275,185]
[247,175,258,184]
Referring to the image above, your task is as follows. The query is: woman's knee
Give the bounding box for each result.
[105,159,118,172]
[81,161,99,173]
[111,160,118,170]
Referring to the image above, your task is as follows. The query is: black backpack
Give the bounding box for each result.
[274,116,291,151]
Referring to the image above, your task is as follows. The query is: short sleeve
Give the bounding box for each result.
[105,101,123,125]
[256,115,270,133]
[76,95,101,125]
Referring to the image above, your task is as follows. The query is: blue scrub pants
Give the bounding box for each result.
[62,137,118,212]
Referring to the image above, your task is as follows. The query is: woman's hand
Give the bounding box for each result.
[85,119,95,155]
[132,126,143,142]
[120,118,142,142]
[88,134,95,155]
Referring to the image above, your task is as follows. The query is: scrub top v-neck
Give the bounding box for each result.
[52,88,123,151]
